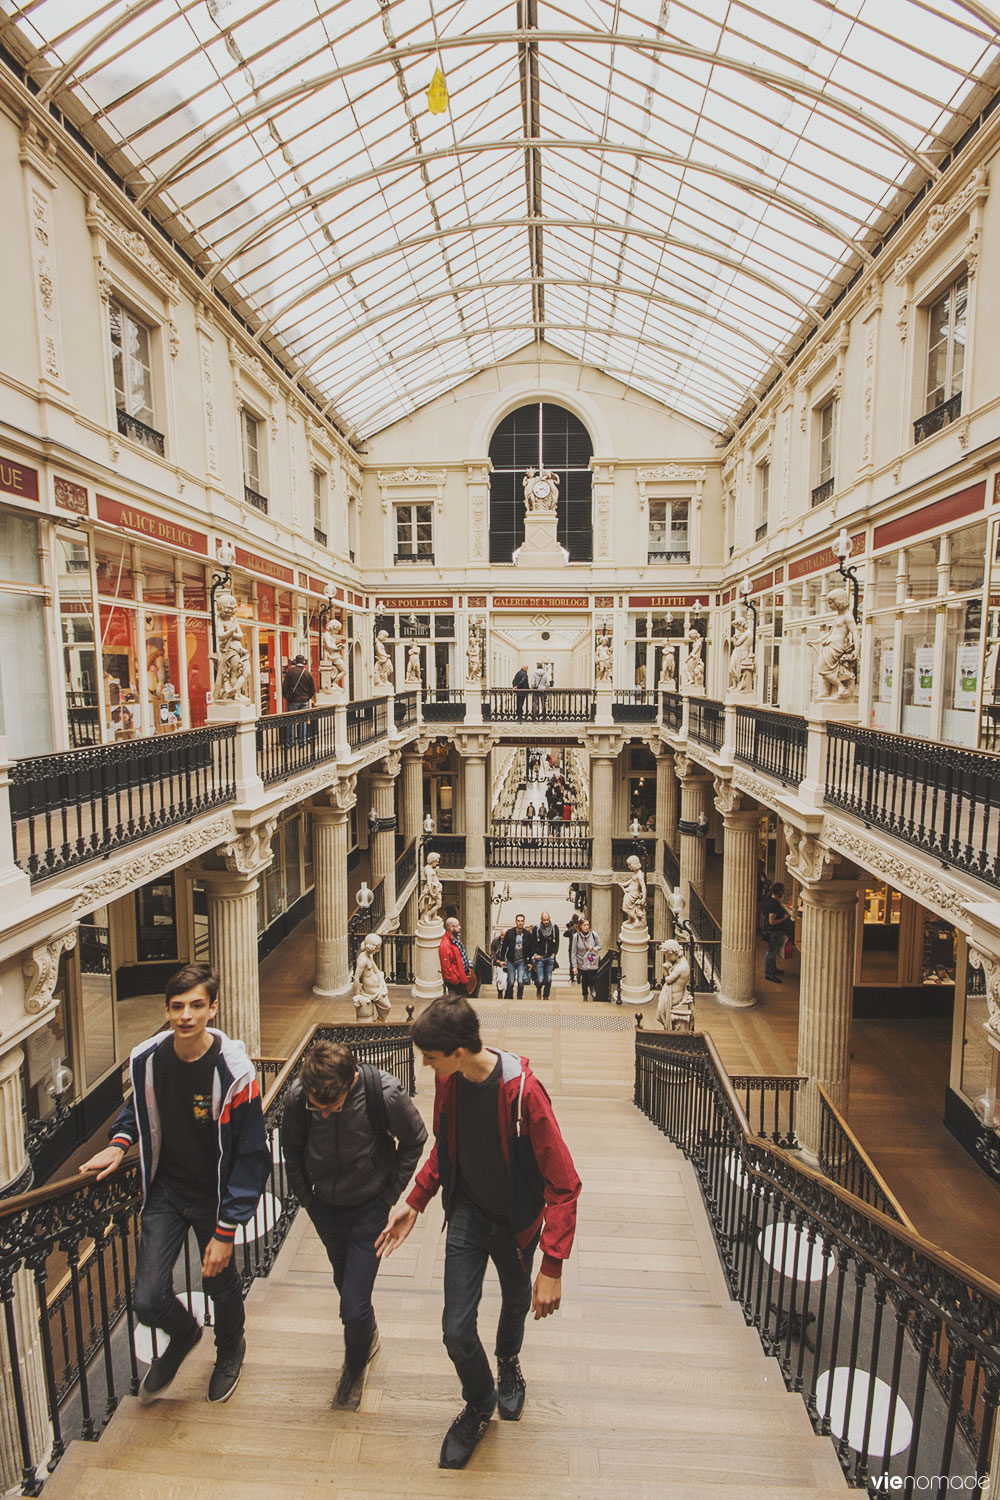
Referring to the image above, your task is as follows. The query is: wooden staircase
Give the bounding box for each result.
[42,1005,849,1498]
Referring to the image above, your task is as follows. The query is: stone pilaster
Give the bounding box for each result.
[713,779,758,1009]
[657,748,677,853]
[369,752,400,927]
[589,752,616,942]
[0,1045,51,1492]
[460,744,489,954]
[402,749,425,844]
[675,753,711,903]
[201,869,263,1056]
[311,775,356,999]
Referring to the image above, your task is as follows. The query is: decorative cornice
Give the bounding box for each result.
[731,769,783,811]
[376,467,446,485]
[893,166,989,285]
[636,464,707,483]
[230,339,279,399]
[85,194,181,303]
[70,815,235,915]
[23,929,77,1018]
[821,822,971,924]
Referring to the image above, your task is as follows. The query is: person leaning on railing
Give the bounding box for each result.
[79,963,270,1406]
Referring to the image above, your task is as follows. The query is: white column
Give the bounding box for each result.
[676,757,711,902]
[716,800,759,1010]
[311,781,355,998]
[796,876,859,1156]
[369,754,400,925]
[402,750,424,844]
[202,869,263,1057]
[589,752,615,942]
[461,747,488,955]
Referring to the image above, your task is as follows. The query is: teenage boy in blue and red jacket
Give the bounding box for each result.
[81,962,269,1405]
[377,994,581,1471]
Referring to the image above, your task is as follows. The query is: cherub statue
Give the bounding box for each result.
[212,590,252,702]
[353,933,390,1023]
[595,630,613,683]
[655,939,692,1032]
[373,628,394,688]
[405,643,422,686]
[621,854,647,930]
[728,613,756,694]
[809,586,859,702]
[681,628,704,689]
[328,637,347,693]
[321,613,341,665]
[418,850,443,925]
[522,466,560,513]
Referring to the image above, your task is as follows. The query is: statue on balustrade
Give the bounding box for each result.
[466,620,483,682]
[418,850,443,925]
[212,590,252,702]
[728,613,756,695]
[655,939,692,1032]
[322,614,348,694]
[405,643,422,686]
[681,628,704,690]
[595,629,613,683]
[621,854,647,930]
[373,628,394,689]
[809,587,859,702]
[522,466,560,514]
[354,933,391,1023]
[658,647,677,691]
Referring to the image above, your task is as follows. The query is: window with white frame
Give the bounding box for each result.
[395,502,433,561]
[755,460,770,539]
[312,468,326,542]
[925,272,967,417]
[241,409,265,506]
[813,397,836,503]
[109,299,159,448]
[647,499,690,562]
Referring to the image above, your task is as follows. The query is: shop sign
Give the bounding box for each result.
[379,595,452,608]
[97,496,208,555]
[54,476,88,515]
[493,595,589,609]
[233,546,294,585]
[0,457,39,502]
[873,481,986,550]
[788,538,862,581]
[628,594,703,608]
[913,646,934,706]
[954,643,979,711]
[879,648,894,702]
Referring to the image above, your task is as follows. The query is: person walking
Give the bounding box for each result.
[531,912,559,999]
[569,917,602,1000]
[763,881,795,983]
[79,964,270,1405]
[376,996,581,1471]
[498,914,535,999]
[282,654,316,748]
[440,916,475,998]
[280,1040,427,1408]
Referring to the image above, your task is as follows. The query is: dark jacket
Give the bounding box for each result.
[408,1048,581,1277]
[280,1070,426,1209]
[499,925,536,965]
[532,922,560,960]
[512,667,529,690]
[282,663,316,706]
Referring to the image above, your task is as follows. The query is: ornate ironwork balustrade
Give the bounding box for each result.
[634,1032,1000,1495]
[611,835,655,870]
[914,390,962,444]
[255,704,339,786]
[485,829,593,870]
[243,484,269,513]
[817,1086,908,1224]
[115,408,164,456]
[394,690,418,729]
[347,931,415,983]
[688,697,725,750]
[825,723,1000,890]
[734,707,808,787]
[662,841,680,889]
[424,834,466,868]
[484,689,596,723]
[346,696,387,750]
[9,726,238,883]
[421,688,467,722]
[811,476,835,507]
[611,691,657,722]
[661,691,683,731]
[394,837,417,893]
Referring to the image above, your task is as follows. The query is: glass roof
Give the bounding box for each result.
[5,0,998,438]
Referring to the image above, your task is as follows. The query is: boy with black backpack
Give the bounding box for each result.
[280,1040,427,1408]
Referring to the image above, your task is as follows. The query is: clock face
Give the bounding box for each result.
[532,480,550,498]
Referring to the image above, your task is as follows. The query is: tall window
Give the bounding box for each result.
[241,410,261,491]
[817,398,836,486]
[109,300,154,427]
[926,273,967,414]
[648,500,690,562]
[395,503,433,560]
[312,469,326,542]
[488,403,593,562]
[755,460,770,539]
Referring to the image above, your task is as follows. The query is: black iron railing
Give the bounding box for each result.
[811,476,835,507]
[313,526,327,546]
[394,690,418,729]
[486,831,593,870]
[256,705,339,786]
[686,887,722,991]
[244,484,269,513]
[395,837,417,893]
[348,876,386,935]
[346,696,387,750]
[661,691,683,731]
[611,836,656,870]
[663,841,680,889]
[10,726,238,882]
[485,689,595,723]
[914,390,962,444]
[347,931,415,983]
[735,707,808,787]
[647,549,691,563]
[421,688,467,722]
[688,697,725,750]
[634,1032,1000,1495]
[726,1072,803,1150]
[612,691,657,722]
[393,550,434,564]
[67,692,101,748]
[818,1087,909,1224]
[825,724,1000,890]
[116,407,164,456]
[425,834,466,867]
[491,816,590,837]
[755,521,767,540]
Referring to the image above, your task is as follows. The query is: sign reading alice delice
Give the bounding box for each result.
[0,457,40,503]
[96,495,208,555]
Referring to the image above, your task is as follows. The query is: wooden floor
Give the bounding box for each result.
[45,999,847,1499]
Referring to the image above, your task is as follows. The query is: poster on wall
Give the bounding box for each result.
[880,648,894,703]
[913,646,935,706]
[954,642,980,711]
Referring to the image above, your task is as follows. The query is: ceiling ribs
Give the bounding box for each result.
[517,0,544,340]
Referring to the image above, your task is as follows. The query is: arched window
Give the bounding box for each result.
[488,403,593,563]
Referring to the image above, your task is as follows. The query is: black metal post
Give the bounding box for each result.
[835,551,861,623]
[209,563,232,656]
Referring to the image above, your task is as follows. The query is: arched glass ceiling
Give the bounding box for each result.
[4,0,999,438]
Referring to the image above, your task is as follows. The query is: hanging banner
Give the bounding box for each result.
[880,648,894,702]
[954,643,980,711]
[913,646,935,706]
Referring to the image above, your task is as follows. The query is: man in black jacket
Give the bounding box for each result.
[512,665,529,721]
[281,1040,427,1408]
[530,912,560,1000]
[281,655,316,748]
[498,914,535,999]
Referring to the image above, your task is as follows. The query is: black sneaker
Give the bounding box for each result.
[439,1396,496,1469]
[332,1328,380,1410]
[140,1323,202,1402]
[207,1336,246,1403]
[497,1357,526,1421]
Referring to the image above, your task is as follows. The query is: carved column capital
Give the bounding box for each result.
[379,750,402,779]
[712,774,742,817]
[968,947,1000,1046]
[219,818,277,877]
[783,823,840,886]
[325,773,358,814]
[23,929,77,1016]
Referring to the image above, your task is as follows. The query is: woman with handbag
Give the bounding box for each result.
[569,918,602,1000]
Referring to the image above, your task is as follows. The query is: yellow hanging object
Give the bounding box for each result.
[427,66,449,115]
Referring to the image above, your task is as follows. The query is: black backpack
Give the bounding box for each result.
[358,1062,397,1162]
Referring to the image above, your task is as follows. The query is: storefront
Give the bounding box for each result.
[375,596,456,688]
[0,458,55,758]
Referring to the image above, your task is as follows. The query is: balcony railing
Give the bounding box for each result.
[688,697,725,751]
[646,549,691,564]
[810,476,835,508]
[421,688,467,722]
[394,837,417,893]
[348,930,415,982]
[611,690,657,723]
[394,689,419,729]
[611,835,655,870]
[663,841,680,889]
[825,723,1000,890]
[313,526,327,546]
[116,407,165,456]
[687,886,722,990]
[348,876,385,934]
[486,830,593,870]
[393,550,434,564]
[10,725,238,882]
[424,833,466,867]
[346,696,387,750]
[256,704,339,786]
[914,390,962,444]
[754,521,768,540]
[734,707,808,787]
[661,691,683,732]
[244,483,269,513]
[817,1086,907,1222]
[485,689,595,723]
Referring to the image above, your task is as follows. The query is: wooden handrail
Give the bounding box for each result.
[816,1081,914,1230]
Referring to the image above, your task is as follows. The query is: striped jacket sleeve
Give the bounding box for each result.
[215,1076,271,1242]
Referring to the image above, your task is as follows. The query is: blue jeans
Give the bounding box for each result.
[442,1195,538,1411]
[533,956,555,996]
[132,1180,244,1353]
[504,959,530,998]
[308,1194,389,1371]
[765,927,787,978]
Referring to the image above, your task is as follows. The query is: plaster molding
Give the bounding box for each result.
[379,750,402,779]
[220,819,278,877]
[69,814,235,916]
[712,774,742,816]
[893,166,989,285]
[821,822,971,924]
[85,194,181,305]
[23,929,77,1018]
[783,824,839,886]
[968,946,1000,1045]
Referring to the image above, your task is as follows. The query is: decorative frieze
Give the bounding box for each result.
[85,194,181,304]
[69,814,235,916]
[893,166,989,284]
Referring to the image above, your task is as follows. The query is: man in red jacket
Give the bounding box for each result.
[376,995,581,1470]
[438,916,473,998]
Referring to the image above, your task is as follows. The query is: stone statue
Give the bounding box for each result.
[635,661,647,690]
[466,621,483,682]
[405,643,422,686]
[321,613,340,664]
[681,628,704,690]
[621,854,647,930]
[658,648,677,691]
[353,933,390,1023]
[212,590,252,702]
[418,850,443,924]
[373,628,394,689]
[656,939,692,1031]
[728,613,756,694]
[595,629,612,683]
[522,466,560,514]
[809,586,859,702]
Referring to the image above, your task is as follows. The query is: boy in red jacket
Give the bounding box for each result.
[376,995,581,1470]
